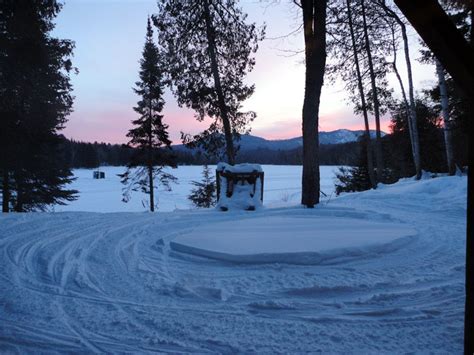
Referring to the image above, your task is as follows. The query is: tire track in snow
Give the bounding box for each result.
[0,180,466,352]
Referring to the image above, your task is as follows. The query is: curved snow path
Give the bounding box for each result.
[0,177,466,353]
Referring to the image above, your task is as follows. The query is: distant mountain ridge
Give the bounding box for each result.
[174,129,386,152]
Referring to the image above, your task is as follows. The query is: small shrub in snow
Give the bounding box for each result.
[188,165,216,208]
[334,166,372,195]
[280,191,291,203]
[335,166,398,195]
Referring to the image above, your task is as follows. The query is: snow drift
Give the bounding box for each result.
[171,216,416,264]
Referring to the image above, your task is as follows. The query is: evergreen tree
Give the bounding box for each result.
[387,98,446,176]
[0,0,77,212]
[334,137,374,195]
[120,18,176,212]
[334,166,372,195]
[188,165,216,208]
[154,0,264,164]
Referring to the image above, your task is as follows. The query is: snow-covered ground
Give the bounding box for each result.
[54,165,339,212]
[0,173,467,352]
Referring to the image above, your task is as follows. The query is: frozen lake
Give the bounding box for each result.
[55,165,341,213]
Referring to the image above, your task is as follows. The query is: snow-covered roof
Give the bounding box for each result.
[216,162,263,173]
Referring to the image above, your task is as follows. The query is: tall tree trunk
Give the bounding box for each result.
[389,29,416,161]
[383,7,422,179]
[2,170,10,213]
[466,9,473,353]
[14,175,23,212]
[466,96,474,355]
[360,0,384,182]
[300,0,327,208]
[346,0,376,189]
[203,0,235,165]
[399,17,422,179]
[148,163,154,212]
[436,59,455,175]
[148,98,155,212]
[148,132,155,212]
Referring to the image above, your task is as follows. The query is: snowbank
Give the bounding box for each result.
[170,216,416,265]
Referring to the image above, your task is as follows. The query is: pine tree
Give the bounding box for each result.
[0,0,77,212]
[154,0,264,164]
[120,18,176,212]
[188,165,216,208]
[388,98,445,176]
[334,137,373,195]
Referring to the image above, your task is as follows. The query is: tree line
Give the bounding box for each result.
[61,138,362,168]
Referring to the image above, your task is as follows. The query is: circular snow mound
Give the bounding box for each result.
[170,216,416,265]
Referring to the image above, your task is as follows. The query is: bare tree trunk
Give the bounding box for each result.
[203,0,235,165]
[148,163,154,212]
[466,101,474,355]
[466,13,473,353]
[14,175,23,212]
[346,0,376,189]
[300,0,327,208]
[148,99,155,212]
[148,141,155,212]
[436,59,455,175]
[2,170,10,213]
[384,13,421,179]
[390,38,415,157]
[400,18,422,179]
[360,0,384,183]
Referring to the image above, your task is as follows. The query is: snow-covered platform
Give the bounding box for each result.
[170,216,416,265]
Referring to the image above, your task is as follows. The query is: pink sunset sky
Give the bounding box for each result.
[53,0,437,144]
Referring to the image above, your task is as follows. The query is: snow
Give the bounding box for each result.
[0,171,467,353]
[171,216,416,264]
[54,165,339,212]
[216,175,263,211]
[215,163,264,211]
[216,162,263,173]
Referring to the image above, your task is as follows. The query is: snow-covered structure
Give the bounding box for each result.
[216,163,264,211]
[93,170,105,179]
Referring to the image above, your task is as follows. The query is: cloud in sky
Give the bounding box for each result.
[56,0,432,144]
